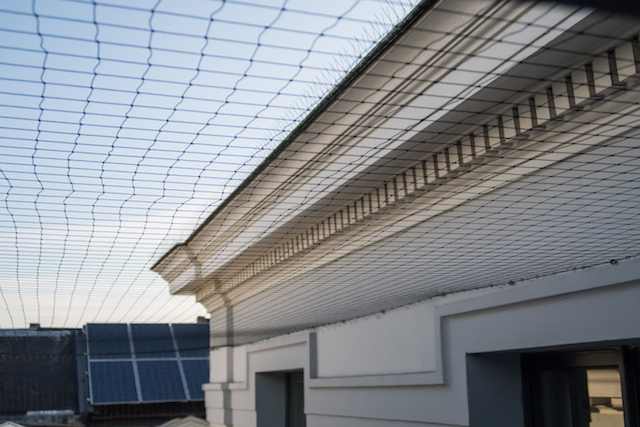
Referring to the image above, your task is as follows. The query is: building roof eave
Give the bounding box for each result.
[150,0,441,274]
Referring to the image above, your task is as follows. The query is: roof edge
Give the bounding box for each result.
[151,0,441,271]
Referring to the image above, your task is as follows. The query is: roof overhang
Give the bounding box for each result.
[152,1,640,311]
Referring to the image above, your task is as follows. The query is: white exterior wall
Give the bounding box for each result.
[315,304,436,378]
[203,256,640,427]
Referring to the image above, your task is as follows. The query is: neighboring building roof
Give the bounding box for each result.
[1,323,209,427]
[0,328,80,414]
[152,1,640,346]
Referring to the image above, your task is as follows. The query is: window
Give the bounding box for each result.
[523,348,640,427]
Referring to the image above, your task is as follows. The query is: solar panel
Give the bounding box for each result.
[172,324,209,358]
[85,323,208,405]
[131,324,175,358]
[86,324,131,359]
[137,360,186,402]
[89,361,138,404]
[181,359,209,400]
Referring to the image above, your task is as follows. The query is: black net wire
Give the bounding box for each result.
[2,0,640,422]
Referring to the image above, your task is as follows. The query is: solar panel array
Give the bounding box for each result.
[86,323,209,405]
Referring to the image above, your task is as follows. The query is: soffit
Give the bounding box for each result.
[200,15,640,293]
[208,130,640,345]
[193,23,640,304]
[304,11,640,215]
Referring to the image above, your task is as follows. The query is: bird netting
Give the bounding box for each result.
[2,0,640,423]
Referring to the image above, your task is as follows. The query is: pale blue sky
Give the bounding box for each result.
[0,0,415,328]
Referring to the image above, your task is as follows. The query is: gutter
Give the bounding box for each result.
[151,0,441,271]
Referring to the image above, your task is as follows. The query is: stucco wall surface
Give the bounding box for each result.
[203,256,640,427]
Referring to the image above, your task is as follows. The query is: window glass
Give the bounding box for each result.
[587,369,624,427]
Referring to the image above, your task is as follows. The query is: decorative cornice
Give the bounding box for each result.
[210,36,640,297]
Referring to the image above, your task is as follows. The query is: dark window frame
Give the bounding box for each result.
[285,371,305,427]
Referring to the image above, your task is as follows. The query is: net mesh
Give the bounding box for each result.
[2,0,640,422]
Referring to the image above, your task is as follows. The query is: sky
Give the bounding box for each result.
[0,0,416,328]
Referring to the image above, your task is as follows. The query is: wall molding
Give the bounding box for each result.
[307,256,640,388]
[203,256,640,390]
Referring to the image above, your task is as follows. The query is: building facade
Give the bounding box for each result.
[152,1,640,426]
